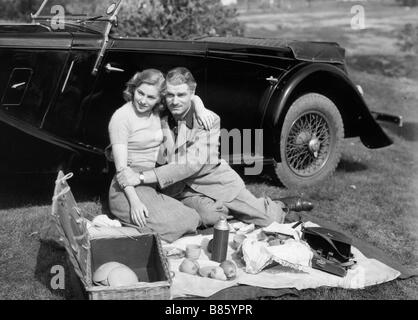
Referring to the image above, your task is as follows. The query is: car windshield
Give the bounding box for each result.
[32,0,121,34]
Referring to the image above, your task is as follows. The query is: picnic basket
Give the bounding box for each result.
[51,171,172,300]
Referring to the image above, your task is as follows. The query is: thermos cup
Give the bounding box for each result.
[211,216,229,262]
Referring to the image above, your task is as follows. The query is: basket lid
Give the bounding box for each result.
[52,171,91,286]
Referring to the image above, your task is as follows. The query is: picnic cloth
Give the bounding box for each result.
[166,221,404,299]
[83,216,417,299]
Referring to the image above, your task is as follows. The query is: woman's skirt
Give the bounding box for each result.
[108,174,200,243]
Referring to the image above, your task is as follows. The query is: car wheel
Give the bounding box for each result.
[274,93,344,188]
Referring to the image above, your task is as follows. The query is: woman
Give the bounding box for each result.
[108,69,214,242]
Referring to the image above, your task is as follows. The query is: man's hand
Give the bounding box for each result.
[196,109,216,130]
[130,197,149,228]
[117,167,140,188]
[192,94,216,130]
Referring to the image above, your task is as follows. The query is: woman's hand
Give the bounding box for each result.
[129,196,149,228]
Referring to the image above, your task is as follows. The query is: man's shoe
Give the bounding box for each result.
[275,196,314,212]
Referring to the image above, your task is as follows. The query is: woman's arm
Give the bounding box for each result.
[112,144,149,227]
[192,95,216,130]
[112,143,128,173]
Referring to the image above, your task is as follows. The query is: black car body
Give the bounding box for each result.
[0,0,398,188]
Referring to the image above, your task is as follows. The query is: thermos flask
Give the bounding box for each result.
[211,216,229,262]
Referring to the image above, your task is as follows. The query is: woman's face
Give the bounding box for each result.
[132,83,160,114]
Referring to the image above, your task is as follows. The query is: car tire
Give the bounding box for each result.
[274,93,344,189]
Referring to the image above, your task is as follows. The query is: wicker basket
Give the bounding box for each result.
[51,171,172,300]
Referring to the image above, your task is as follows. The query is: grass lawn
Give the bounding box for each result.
[0,0,417,299]
[240,0,418,299]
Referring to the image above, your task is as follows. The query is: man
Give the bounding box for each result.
[117,67,312,228]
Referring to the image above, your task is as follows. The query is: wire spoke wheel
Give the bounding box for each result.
[274,93,344,188]
[285,111,331,177]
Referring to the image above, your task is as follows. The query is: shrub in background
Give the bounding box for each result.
[0,0,43,20]
[395,0,418,7]
[0,0,102,20]
[116,0,244,39]
[397,23,418,54]
[0,0,244,39]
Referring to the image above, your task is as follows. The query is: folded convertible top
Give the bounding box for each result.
[199,36,345,64]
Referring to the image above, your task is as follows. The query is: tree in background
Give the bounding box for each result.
[394,1,418,54]
[0,0,98,20]
[397,23,418,54]
[116,0,244,39]
[395,0,418,6]
[0,0,43,20]
[0,0,244,39]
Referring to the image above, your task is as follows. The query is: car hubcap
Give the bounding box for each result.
[285,112,332,177]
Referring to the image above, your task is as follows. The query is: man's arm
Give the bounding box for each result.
[117,112,220,189]
[152,114,221,189]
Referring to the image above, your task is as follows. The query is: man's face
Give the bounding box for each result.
[165,82,194,118]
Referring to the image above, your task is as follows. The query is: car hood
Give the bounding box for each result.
[199,36,345,64]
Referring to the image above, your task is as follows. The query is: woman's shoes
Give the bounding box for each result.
[275,196,314,212]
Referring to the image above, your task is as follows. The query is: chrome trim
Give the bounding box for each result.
[31,0,48,19]
[11,82,26,89]
[61,60,74,93]
[92,0,124,75]
[105,63,124,73]
[266,76,279,85]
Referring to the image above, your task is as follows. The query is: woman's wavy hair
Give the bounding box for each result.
[123,69,166,104]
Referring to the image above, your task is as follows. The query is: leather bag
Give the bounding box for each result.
[302,227,352,263]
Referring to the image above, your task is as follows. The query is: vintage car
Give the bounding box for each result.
[0,0,400,188]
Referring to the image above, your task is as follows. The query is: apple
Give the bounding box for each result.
[179,258,200,275]
[220,260,237,280]
[209,266,227,281]
[198,266,215,278]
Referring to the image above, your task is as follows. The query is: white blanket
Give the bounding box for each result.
[166,222,401,299]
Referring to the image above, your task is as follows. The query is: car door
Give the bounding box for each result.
[41,49,99,140]
[0,34,71,172]
[205,47,287,164]
[0,46,70,127]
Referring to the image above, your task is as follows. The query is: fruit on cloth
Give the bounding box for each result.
[179,258,199,275]
[268,238,284,246]
[232,233,246,250]
[209,266,227,281]
[198,266,215,278]
[220,260,237,279]
[164,246,185,259]
[185,244,201,260]
[107,265,139,287]
[93,261,123,285]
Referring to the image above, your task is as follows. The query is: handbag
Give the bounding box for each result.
[302,226,353,263]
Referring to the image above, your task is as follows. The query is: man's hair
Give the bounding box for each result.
[123,68,165,102]
[166,67,197,92]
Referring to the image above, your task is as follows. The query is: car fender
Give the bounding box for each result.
[263,62,392,161]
